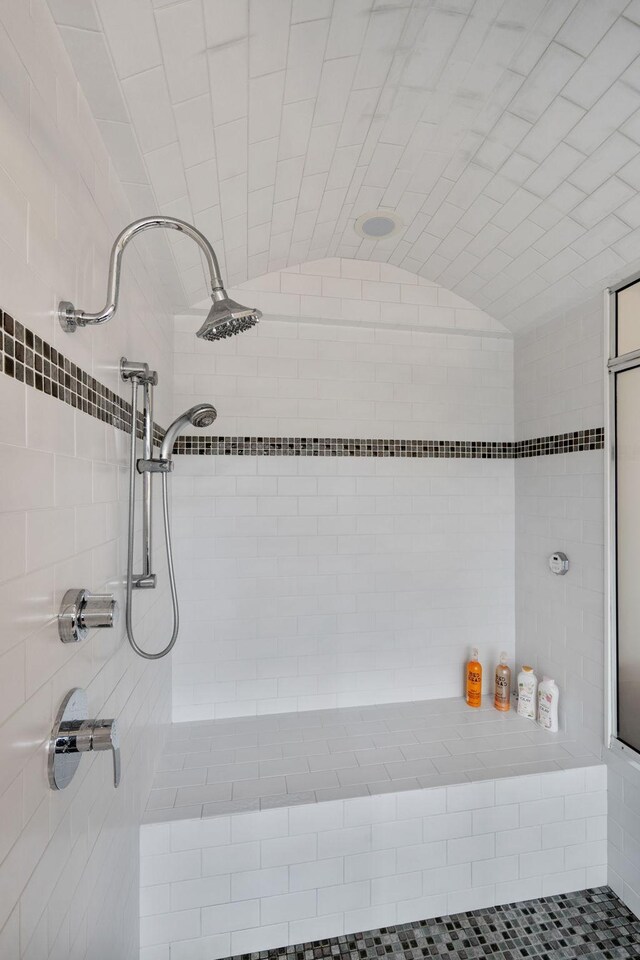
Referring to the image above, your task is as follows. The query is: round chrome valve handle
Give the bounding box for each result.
[58,588,119,643]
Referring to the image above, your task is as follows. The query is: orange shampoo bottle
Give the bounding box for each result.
[466,648,482,708]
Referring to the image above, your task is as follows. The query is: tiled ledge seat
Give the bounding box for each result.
[144,697,598,822]
[140,698,606,960]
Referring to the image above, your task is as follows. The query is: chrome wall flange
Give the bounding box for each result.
[58,300,80,333]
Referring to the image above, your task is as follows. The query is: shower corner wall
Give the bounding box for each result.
[0,2,176,955]
[513,295,606,761]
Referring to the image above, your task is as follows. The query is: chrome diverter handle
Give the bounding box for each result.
[49,688,121,790]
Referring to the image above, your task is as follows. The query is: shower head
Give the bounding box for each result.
[196,291,262,341]
[160,403,217,460]
[57,216,262,341]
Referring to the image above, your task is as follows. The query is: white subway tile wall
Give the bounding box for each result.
[514,298,605,759]
[171,260,515,721]
[175,259,512,441]
[172,453,514,721]
[140,763,607,959]
[0,3,174,958]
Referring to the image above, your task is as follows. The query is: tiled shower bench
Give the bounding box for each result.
[139,698,607,960]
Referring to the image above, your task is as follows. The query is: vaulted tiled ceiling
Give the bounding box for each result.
[48,0,640,331]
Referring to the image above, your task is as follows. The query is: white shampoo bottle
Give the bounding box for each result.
[517,665,538,720]
[537,677,559,732]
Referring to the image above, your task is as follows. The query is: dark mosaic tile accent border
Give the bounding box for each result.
[0,308,605,460]
[223,887,640,960]
[515,427,604,458]
[172,436,515,458]
[0,308,162,443]
[174,428,605,459]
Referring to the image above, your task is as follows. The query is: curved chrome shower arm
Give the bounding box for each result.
[58,216,226,333]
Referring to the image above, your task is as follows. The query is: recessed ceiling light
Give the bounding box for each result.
[354,210,403,239]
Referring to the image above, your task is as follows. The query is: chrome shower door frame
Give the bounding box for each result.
[605,273,640,767]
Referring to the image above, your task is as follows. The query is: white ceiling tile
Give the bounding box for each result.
[565,81,640,153]
[248,138,278,191]
[186,159,220,212]
[274,157,305,203]
[57,25,128,121]
[536,246,584,284]
[249,72,285,144]
[194,204,223,241]
[562,16,640,109]
[145,142,189,204]
[248,185,275,227]
[298,173,327,213]
[292,0,332,23]
[48,0,101,31]
[122,66,177,153]
[215,117,248,181]
[571,247,625,285]
[94,0,161,79]
[492,189,540,232]
[155,0,209,103]
[572,176,635,228]
[314,56,358,128]
[402,8,466,92]
[279,100,315,160]
[249,0,292,78]
[224,214,248,251]
[516,97,584,163]
[283,18,330,104]
[510,43,583,124]
[326,145,360,192]
[615,191,640,228]
[557,0,628,57]
[96,120,148,183]
[203,0,248,46]
[570,214,629,260]
[617,151,640,190]
[526,142,584,197]
[325,0,371,60]
[219,173,247,220]
[208,39,249,126]
[569,133,638,194]
[305,124,340,176]
[174,95,216,168]
[337,89,380,149]
[49,0,640,328]
[363,143,403,189]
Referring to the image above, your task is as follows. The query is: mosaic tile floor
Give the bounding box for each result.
[226,888,640,960]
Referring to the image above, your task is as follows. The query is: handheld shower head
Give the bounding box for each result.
[160,404,217,459]
[196,292,262,341]
[189,405,217,428]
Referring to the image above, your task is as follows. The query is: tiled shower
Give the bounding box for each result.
[0,2,639,959]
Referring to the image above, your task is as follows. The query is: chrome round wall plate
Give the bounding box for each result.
[48,687,88,791]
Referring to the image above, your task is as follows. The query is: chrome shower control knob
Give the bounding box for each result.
[49,689,121,790]
[58,588,119,643]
